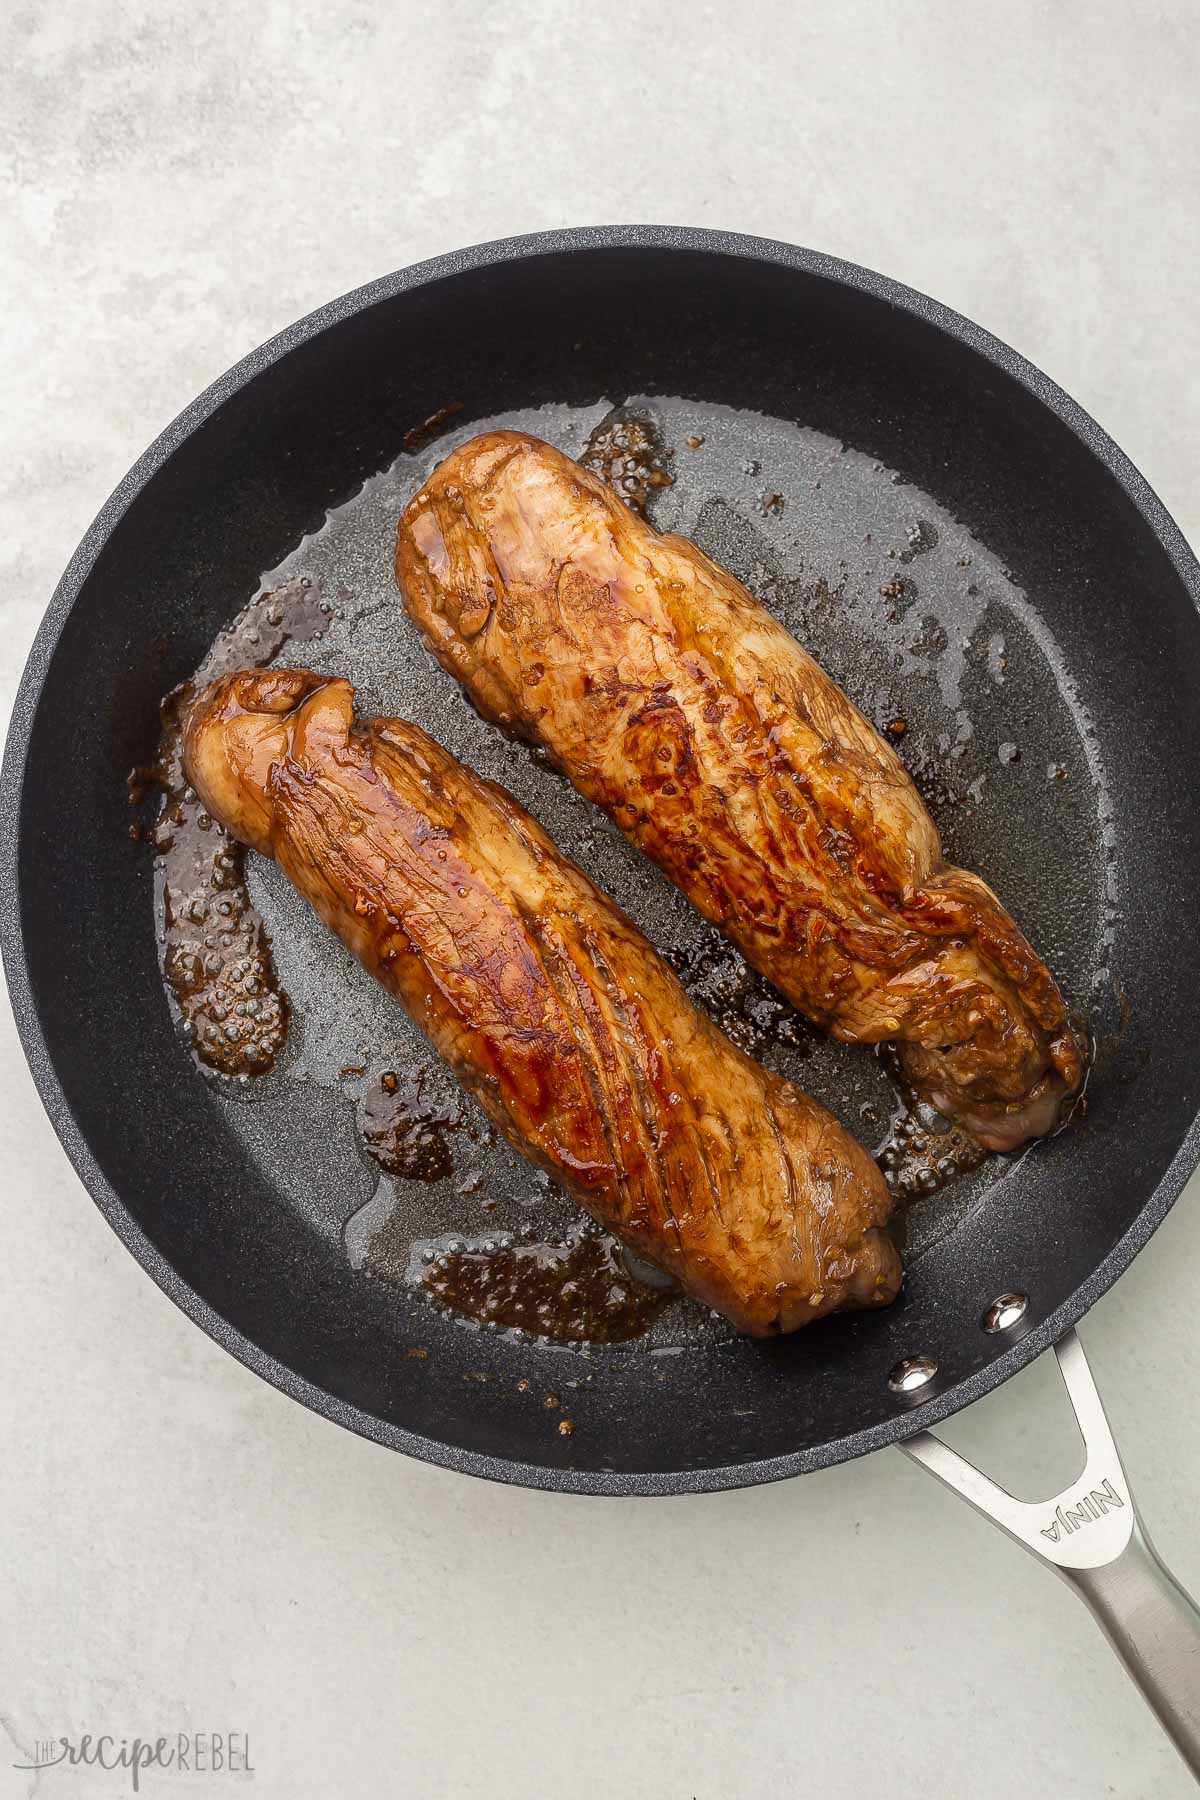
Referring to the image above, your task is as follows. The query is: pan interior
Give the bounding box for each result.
[235,393,1109,1318]
[12,241,1200,1485]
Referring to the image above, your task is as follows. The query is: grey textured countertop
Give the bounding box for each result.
[2,5,1198,1796]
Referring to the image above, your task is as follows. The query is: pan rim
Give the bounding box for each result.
[4,222,1199,1495]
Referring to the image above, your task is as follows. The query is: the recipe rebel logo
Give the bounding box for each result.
[9,1731,254,1792]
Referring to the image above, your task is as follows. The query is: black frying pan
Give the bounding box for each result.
[4,227,1200,1767]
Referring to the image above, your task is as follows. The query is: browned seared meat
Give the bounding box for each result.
[183,669,900,1336]
[395,431,1085,1151]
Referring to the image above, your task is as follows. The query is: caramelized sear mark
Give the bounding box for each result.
[182,669,900,1337]
[394,432,1086,1151]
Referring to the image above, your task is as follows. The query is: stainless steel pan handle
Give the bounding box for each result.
[902,1329,1200,1782]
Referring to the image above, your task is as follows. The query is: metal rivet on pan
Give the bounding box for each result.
[982,1291,1028,1333]
[889,1355,937,1394]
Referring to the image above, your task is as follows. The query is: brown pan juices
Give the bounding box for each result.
[423,1229,670,1345]
[130,579,328,1079]
[130,395,1108,1347]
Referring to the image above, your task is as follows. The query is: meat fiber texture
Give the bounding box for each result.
[184,668,900,1336]
[396,431,1084,1152]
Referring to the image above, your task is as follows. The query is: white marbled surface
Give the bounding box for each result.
[2,3,1198,1796]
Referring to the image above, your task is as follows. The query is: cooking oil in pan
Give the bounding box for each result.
[141,393,1119,1351]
